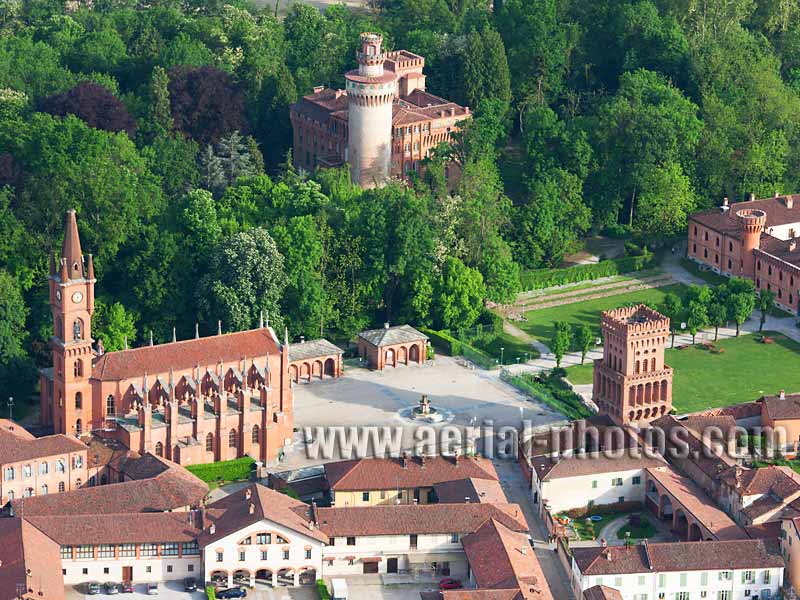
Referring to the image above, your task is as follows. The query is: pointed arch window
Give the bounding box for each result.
[73,319,83,341]
[75,419,82,435]
[74,359,83,378]
[229,429,237,448]
[155,442,164,457]
[75,392,82,410]
[105,395,115,416]
[252,425,260,444]
[206,433,214,452]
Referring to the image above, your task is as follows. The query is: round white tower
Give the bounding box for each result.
[346,33,396,188]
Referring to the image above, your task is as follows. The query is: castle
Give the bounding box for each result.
[688,193,800,314]
[39,210,343,466]
[592,304,674,426]
[290,32,470,188]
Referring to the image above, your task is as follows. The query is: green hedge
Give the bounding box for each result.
[206,586,216,600]
[501,369,593,420]
[316,580,330,600]
[185,456,255,485]
[420,327,497,369]
[520,254,657,291]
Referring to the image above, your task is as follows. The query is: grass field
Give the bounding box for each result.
[566,332,800,413]
[518,284,690,346]
[185,456,255,490]
[478,330,539,365]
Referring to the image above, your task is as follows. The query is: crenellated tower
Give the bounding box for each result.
[737,208,767,278]
[346,33,397,188]
[46,210,96,436]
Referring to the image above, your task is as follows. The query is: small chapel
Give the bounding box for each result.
[39,210,343,466]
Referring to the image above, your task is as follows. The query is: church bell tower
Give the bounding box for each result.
[47,209,96,436]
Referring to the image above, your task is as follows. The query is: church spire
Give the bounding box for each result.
[61,209,84,280]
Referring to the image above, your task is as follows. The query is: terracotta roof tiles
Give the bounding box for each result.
[0,427,86,465]
[357,324,428,347]
[27,512,201,545]
[0,517,64,600]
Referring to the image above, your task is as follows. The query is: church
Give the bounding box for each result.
[39,210,343,466]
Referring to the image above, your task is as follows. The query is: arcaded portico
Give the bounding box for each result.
[357,324,428,370]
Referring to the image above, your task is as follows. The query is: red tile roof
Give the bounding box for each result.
[0,517,63,600]
[0,419,35,441]
[693,401,763,421]
[690,195,800,234]
[732,465,800,497]
[27,512,201,545]
[762,393,800,420]
[315,502,528,537]
[201,483,328,545]
[461,519,553,600]
[583,586,623,600]
[14,454,208,515]
[325,456,498,491]
[572,539,783,575]
[433,478,507,504]
[92,327,280,381]
[0,427,86,465]
[533,451,665,482]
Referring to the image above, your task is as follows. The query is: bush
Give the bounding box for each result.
[206,586,216,600]
[185,456,255,485]
[316,580,330,600]
[478,309,504,335]
[519,254,656,291]
[419,327,497,369]
[501,369,592,420]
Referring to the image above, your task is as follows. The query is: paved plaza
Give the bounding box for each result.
[284,355,568,468]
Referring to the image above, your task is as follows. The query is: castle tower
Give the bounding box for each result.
[737,208,767,278]
[346,33,397,188]
[592,305,673,426]
[47,209,96,436]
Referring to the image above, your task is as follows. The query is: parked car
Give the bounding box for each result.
[439,578,463,590]
[216,587,247,599]
[183,578,198,592]
[121,582,134,593]
[146,582,159,595]
[86,582,101,595]
[105,582,121,594]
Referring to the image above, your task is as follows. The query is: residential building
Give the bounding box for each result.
[571,539,784,600]
[290,33,470,188]
[761,391,800,454]
[356,323,428,370]
[592,305,673,426]
[780,516,800,593]
[0,516,63,600]
[688,193,800,314]
[0,419,87,506]
[324,454,499,506]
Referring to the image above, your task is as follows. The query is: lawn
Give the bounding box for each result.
[185,456,255,490]
[616,515,656,540]
[477,330,539,365]
[679,258,729,286]
[519,283,690,346]
[565,331,800,413]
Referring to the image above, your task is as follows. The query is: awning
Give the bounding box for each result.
[408,552,465,564]
[361,557,382,563]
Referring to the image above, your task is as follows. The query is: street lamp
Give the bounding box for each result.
[500,347,505,366]
[7,396,13,421]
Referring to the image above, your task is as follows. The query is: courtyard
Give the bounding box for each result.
[285,355,568,468]
[564,331,800,413]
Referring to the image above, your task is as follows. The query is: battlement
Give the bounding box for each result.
[737,208,767,233]
[601,304,670,336]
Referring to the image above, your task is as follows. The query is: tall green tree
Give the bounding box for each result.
[758,288,776,331]
[551,320,572,368]
[433,256,485,330]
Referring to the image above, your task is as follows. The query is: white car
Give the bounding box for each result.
[146,582,159,595]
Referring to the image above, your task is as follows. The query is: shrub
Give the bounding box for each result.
[519,254,656,291]
[316,580,330,600]
[185,456,255,484]
[419,327,497,369]
[501,369,592,420]
[206,586,216,600]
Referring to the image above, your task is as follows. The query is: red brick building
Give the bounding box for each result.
[290,33,470,188]
[688,193,800,314]
[592,305,673,426]
[356,324,428,370]
[39,210,341,467]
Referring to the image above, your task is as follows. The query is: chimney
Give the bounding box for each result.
[776,191,781,197]
[209,523,216,535]
[788,196,795,209]
[721,197,730,212]
[401,452,408,468]
[300,336,305,344]
[791,241,797,252]
[420,455,426,468]
[96,339,105,356]
[245,489,252,501]
[780,389,786,400]
[384,322,390,329]
[248,502,255,514]
[600,538,608,548]
[749,192,756,202]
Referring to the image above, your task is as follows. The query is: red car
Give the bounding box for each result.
[121,582,134,594]
[439,578,463,590]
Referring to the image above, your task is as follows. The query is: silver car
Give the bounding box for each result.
[146,582,159,595]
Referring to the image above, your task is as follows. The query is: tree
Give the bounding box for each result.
[40,81,137,137]
[198,228,287,334]
[730,291,755,336]
[551,320,571,368]
[0,270,27,362]
[433,256,485,330]
[168,66,248,145]
[707,301,727,341]
[660,292,683,348]
[687,299,708,344]
[576,324,593,364]
[633,161,698,239]
[758,288,776,332]
[460,27,511,111]
[93,298,137,352]
[148,66,172,134]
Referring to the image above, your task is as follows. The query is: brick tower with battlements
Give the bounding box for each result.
[592,304,673,426]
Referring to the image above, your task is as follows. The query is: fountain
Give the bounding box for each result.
[400,393,447,423]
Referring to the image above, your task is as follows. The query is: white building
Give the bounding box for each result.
[571,539,784,600]
[531,451,665,515]
[200,484,328,588]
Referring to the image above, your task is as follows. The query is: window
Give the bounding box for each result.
[206,433,214,452]
[632,476,641,485]
[591,480,598,489]
[451,533,459,543]
[239,551,246,561]
[76,545,93,559]
[305,549,312,559]
[380,490,386,499]
[252,425,260,444]
[82,568,88,575]
[60,546,73,560]
[719,571,732,581]
[75,392,82,410]
[362,492,370,501]
[22,464,31,478]
[261,550,268,560]
[680,573,687,586]
[588,500,595,507]
[763,570,771,584]
[23,487,33,498]
[182,542,199,556]
[75,418,82,435]
[410,534,418,549]
[701,572,708,585]
[119,544,136,557]
[718,592,730,600]
[162,543,178,556]
[39,461,49,475]
[155,442,163,457]
[618,496,625,503]
[146,567,152,574]
[216,552,224,562]
[229,429,237,448]
[106,395,114,416]
[658,574,666,587]
[40,484,48,495]
[74,359,83,378]
[73,319,83,340]
[614,577,622,587]
[347,537,356,546]
[612,478,623,486]
[98,545,114,558]
[283,549,289,560]
[140,544,157,557]
[677,593,690,600]
[73,455,83,469]
[638,575,645,586]
[166,566,172,573]
[56,459,65,473]
[4,467,14,481]
[188,565,194,572]
[240,536,252,545]
[256,533,271,545]
[743,570,755,583]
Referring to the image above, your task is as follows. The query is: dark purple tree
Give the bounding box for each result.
[168,66,248,145]
[39,81,137,137]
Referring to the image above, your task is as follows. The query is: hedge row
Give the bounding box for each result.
[501,370,593,420]
[185,456,255,484]
[420,327,498,369]
[520,254,657,291]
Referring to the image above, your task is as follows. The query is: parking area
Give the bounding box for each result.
[64,581,205,600]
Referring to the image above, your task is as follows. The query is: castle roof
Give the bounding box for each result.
[92,326,281,382]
